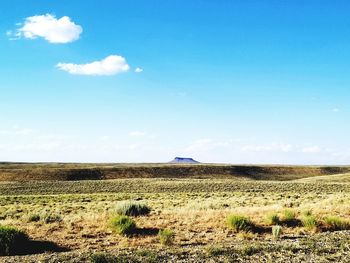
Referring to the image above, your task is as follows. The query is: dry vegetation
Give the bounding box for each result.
[0,162,350,181]
[0,164,350,262]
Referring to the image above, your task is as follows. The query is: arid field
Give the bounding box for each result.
[0,163,350,262]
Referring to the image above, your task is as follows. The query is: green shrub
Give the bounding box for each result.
[115,201,151,217]
[301,215,318,231]
[109,215,136,236]
[324,216,350,230]
[226,215,254,233]
[283,209,296,221]
[158,229,175,246]
[272,225,282,240]
[265,213,280,226]
[281,209,300,227]
[43,214,62,224]
[0,226,29,256]
[27,214,40,222]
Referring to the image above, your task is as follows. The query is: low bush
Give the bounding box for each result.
[265,213,280,226]
[283,209,296,221]
[301,215,318,231]
[109,215,136,236]
[324,216,350,230]
[281,209,300,227]
[115,201,151,217]
[27,214,40,222]
[43,214,63,224]
[227,215,254,233]
[158,229,175,246]
[0,226,29,256]
[272,225,282,240]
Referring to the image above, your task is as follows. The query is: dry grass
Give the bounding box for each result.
[0,173,350,261]
[297,172,350,183]
[0,179,349,253]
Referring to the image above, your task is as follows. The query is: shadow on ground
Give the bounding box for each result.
[10,239,69,256]
[134,227,159,236]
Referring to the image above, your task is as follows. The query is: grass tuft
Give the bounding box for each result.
[27,214,40,222]
[301,215,318,231]
[324,216,350,231]
[115,201,151,217]
[227,215,254,233]
[283,209,296,221]
[272,225,282,240]
[265,213,280,225]
[43,214,63,224]
[158,229,175,246]
[108,215,136,236]
[281,209,300,227]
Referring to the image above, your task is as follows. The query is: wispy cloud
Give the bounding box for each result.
[135,67,143,73]
[8,14,82,43]
[185,139,323,155]
[241,143,293,153]
[57,55,130,76]
[128,131,145,137]
[301,146,321,153]
[185,139,231,152]
[0,126,35,136]
[128,144,139,150]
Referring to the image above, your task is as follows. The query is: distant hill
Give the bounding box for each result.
[0,162,350,181]
[169,157,200,164]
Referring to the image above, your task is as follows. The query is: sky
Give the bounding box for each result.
[0,0,349,164]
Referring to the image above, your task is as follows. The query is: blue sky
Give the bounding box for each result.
[0,1,349,164]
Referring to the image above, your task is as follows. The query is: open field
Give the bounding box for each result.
[0,164,350,262]
[297,173,350,183]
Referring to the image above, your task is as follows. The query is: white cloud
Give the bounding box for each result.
[98,136,111,141]
[129,131,145,137]
[14,128,34,135]
[185,139,231,152]
[241,143,293,153]
[10,14,82,43]
[57,55,130,76]
[0,126,347,164]
[302,146,321,153]
[332,108,340,113]
[135,67,143,73]
[0,126,35,136]
[128,144,139,150]
[6,30,21,41]
[185,139,212,152]
[11,142,63,151]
